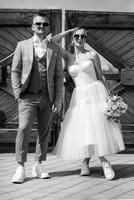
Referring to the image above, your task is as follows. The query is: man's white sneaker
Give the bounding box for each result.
[12,166,25,184]
[32,162,50,179]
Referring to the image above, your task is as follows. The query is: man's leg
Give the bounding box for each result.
[32,96,53,178]
[16,99,36,163]
[36,102,53,160]
[12,98,36,183]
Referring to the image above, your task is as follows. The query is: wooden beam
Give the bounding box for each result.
[0,53,14,67]
[0,9,62,26]
[66,10,134,29]
[110,82,125,94]
[104,73,120,80]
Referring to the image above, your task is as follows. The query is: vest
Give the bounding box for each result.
[26,50,48,95]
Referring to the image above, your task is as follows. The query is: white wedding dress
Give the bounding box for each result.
[54,59,125,160]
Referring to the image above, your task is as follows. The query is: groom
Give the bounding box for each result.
[11,13,63,183]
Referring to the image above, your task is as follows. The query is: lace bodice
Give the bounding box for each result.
[69,60,97,87]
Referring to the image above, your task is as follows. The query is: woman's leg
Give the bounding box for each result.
[99,156,108,163]
[80,157,91,176]
[83,157,90,164]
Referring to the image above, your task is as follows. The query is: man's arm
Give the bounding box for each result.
[11,42,22,100]
[53,53,64,113]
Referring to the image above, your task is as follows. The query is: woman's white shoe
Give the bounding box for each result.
[102,162,115,180]
[80,162,90,176]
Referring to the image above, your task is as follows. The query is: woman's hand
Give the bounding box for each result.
[47,38,59,52]
[69,27,76,32]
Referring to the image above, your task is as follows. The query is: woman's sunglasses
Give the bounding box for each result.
[73,34,87,40]
[34,22,49,27]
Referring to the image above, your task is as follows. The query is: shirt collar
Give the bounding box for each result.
[33,35,47,48]
[33,35,42,46]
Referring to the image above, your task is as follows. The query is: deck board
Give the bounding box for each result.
[0,153,134,200]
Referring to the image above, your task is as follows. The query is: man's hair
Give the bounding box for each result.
[32,13,49,24]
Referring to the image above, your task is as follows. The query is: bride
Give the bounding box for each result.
[49,27,125,180]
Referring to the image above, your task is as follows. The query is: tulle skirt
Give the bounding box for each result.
[54,80,125,160]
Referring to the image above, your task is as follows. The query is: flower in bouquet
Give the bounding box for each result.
[104,95,128,123]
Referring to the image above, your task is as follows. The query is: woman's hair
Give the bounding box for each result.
[73,26,87,37]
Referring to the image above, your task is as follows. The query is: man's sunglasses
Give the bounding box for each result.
[34,22,49,27]
[73,34,87,40]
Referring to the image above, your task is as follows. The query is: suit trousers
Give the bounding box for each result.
[16,93,53,163]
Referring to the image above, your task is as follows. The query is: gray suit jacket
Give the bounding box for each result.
[11,37,64,109]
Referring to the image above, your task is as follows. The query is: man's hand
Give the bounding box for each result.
[52,104,61,113]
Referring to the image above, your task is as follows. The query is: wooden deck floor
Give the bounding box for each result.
[0,152,134,200]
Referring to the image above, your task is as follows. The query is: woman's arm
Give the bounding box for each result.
[48,28,76,61]
[92,52,111,95]
[52,28,76,43]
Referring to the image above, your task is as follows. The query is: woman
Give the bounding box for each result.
[49,27,125,180]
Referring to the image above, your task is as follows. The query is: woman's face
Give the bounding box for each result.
[73,29,87,48]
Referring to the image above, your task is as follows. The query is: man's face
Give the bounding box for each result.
[32,16,50,37]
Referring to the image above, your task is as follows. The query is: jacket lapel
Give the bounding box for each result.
[46,45,53,69]
[28,38,34,64]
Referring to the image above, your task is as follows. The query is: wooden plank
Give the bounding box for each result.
[0,33,16,51]
[121,49,134,61]
[115,44,134,60]
[0,27,32,55]
[105,31,132,49]
[86,34,126,70]
[109,82,125,94]
[100,31,130,46]
[98,30,121,44]
[123,132,134,144]
[0,43,12,55]
[122,124,134,130]
[110,31,134,52]
[85,29,134,69]
[88,30,110,40]
[0,9,62,26]
[0,89,18,121]
[50,11,62,34]
[0,129,37,143]
[104,73,120,80]
[0,129,56,148]
[4,121,37,129]
[125,57,134,66]
[0,55,14,66]
[66,10,134,28]
[111,32,134,56]
[0,40,14,54]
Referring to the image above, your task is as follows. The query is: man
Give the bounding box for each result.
[11,13,63,183]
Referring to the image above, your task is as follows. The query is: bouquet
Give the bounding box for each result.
[104,95,128,123]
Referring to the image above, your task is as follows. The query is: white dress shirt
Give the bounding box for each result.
[33,35,47,59]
